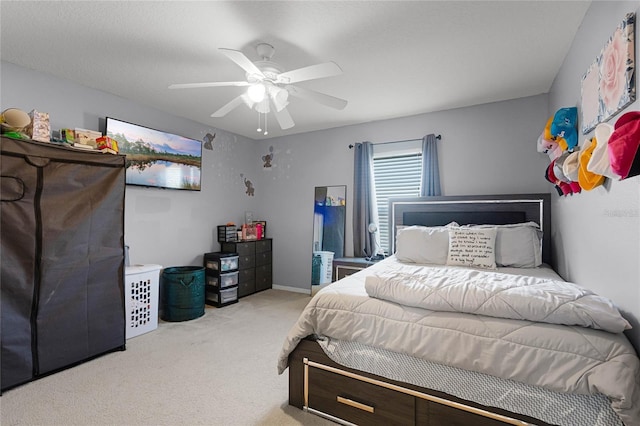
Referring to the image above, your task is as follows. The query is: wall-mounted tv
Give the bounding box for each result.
[105,117,202,191]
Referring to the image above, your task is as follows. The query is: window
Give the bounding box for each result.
[373,143,422,253]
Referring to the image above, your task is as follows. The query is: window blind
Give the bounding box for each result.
[373,153,422,253]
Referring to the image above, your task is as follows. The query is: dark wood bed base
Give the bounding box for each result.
[288,194,553,425]
[289,338,551,426]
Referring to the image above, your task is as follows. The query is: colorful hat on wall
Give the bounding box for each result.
[545,162,565,195]
[578,138,605,190]
[562,150,581,182]
[555,152,581,193]
[608,111,640,179]
[587,123,621,180]
[546,161,579,196]
[550,107,579,151]
[538,116,563,160]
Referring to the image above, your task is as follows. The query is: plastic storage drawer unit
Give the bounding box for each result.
[206,286,238,308]
[204,252,239,272]
[206,270,239,289]
[124,264,162,339]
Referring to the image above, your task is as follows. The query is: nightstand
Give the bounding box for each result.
[333,257,380,281]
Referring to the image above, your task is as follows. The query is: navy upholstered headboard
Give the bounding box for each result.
[389,194,551,265]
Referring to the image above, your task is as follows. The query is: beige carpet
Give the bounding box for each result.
[0,290,334,426]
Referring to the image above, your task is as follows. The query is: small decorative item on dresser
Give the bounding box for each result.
[242,223,258,240]
[254,220,267,239]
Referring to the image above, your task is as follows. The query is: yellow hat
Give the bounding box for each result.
[578,138,605,190]
[542,115,568,152]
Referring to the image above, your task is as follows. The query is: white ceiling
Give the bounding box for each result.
[1,1,591,140]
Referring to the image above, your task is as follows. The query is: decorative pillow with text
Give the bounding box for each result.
[446,227,497,269]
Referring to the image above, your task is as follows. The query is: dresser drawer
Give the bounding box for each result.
[238,268,254,283]
[238,254,255,270]
[255,264,272,292]
[308,364,415,425]
[221,241,254,256]
[238,279,256,298]
[255,250,271,267]
[255,239,272,253]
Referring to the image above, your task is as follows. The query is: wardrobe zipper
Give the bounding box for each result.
[30,166,43,377]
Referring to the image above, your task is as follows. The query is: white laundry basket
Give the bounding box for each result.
[124,264,162,339]
[313,251,334,284]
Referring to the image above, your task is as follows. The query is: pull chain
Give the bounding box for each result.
[264,112,268,136]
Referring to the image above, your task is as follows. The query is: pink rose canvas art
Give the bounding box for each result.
[600,26,632,114]
[581,61,600,133]
[581,12,635,134]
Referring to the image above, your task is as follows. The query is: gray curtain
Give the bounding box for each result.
[353,142,379,257]
[420,133,442,196]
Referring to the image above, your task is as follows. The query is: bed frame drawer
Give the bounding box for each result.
[291,339,550,426]
[308,366,415,425]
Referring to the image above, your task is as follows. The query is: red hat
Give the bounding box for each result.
[546,161,575,196]
[608,111,640,179]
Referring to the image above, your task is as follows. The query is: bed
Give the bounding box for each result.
[278,194,640,426]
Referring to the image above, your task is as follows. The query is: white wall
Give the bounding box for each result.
[1,61,260,268]
[548,1,640,350]
[261,94,551,293]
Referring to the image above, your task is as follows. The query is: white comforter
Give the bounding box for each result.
[278,256,640,426]
[364,267,631,333]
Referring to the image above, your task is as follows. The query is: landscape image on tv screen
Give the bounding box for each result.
[105,117,202,191]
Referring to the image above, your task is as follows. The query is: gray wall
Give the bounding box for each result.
[2,61,551,295]
[548,1,640,349]
[262,95,551,293]
[1,61,260,269]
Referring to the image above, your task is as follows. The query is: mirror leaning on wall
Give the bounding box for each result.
[311,185,346,293]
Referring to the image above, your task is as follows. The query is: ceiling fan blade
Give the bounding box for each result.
[277,62,343,84]
[271,101,295,130]
[286,85,348,110]
[219,48,265,79]
[169,81,250,89]
[211,96,245,117]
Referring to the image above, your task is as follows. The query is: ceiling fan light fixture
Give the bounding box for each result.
[255,98,270,114]
[240,93,255,109]
[269,86,289,112]
[247,83,266,103]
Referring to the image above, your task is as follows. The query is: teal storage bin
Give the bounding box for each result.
[161,266,205,322]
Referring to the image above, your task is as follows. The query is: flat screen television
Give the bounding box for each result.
[105,117,202,191]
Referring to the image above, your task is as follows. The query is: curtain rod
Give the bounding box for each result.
[348,134,441,149]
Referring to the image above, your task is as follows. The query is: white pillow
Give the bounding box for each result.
[446,227,497,269]
[464,222,542,267]
[395,224,457,264]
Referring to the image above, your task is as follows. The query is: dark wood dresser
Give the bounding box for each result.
[220,239,272,297]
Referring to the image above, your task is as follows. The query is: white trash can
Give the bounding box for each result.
[124,264,162,339]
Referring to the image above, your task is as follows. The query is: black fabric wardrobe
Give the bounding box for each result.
[1,135,126,392]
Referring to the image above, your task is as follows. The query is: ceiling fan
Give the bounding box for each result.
[168,43,348,132]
